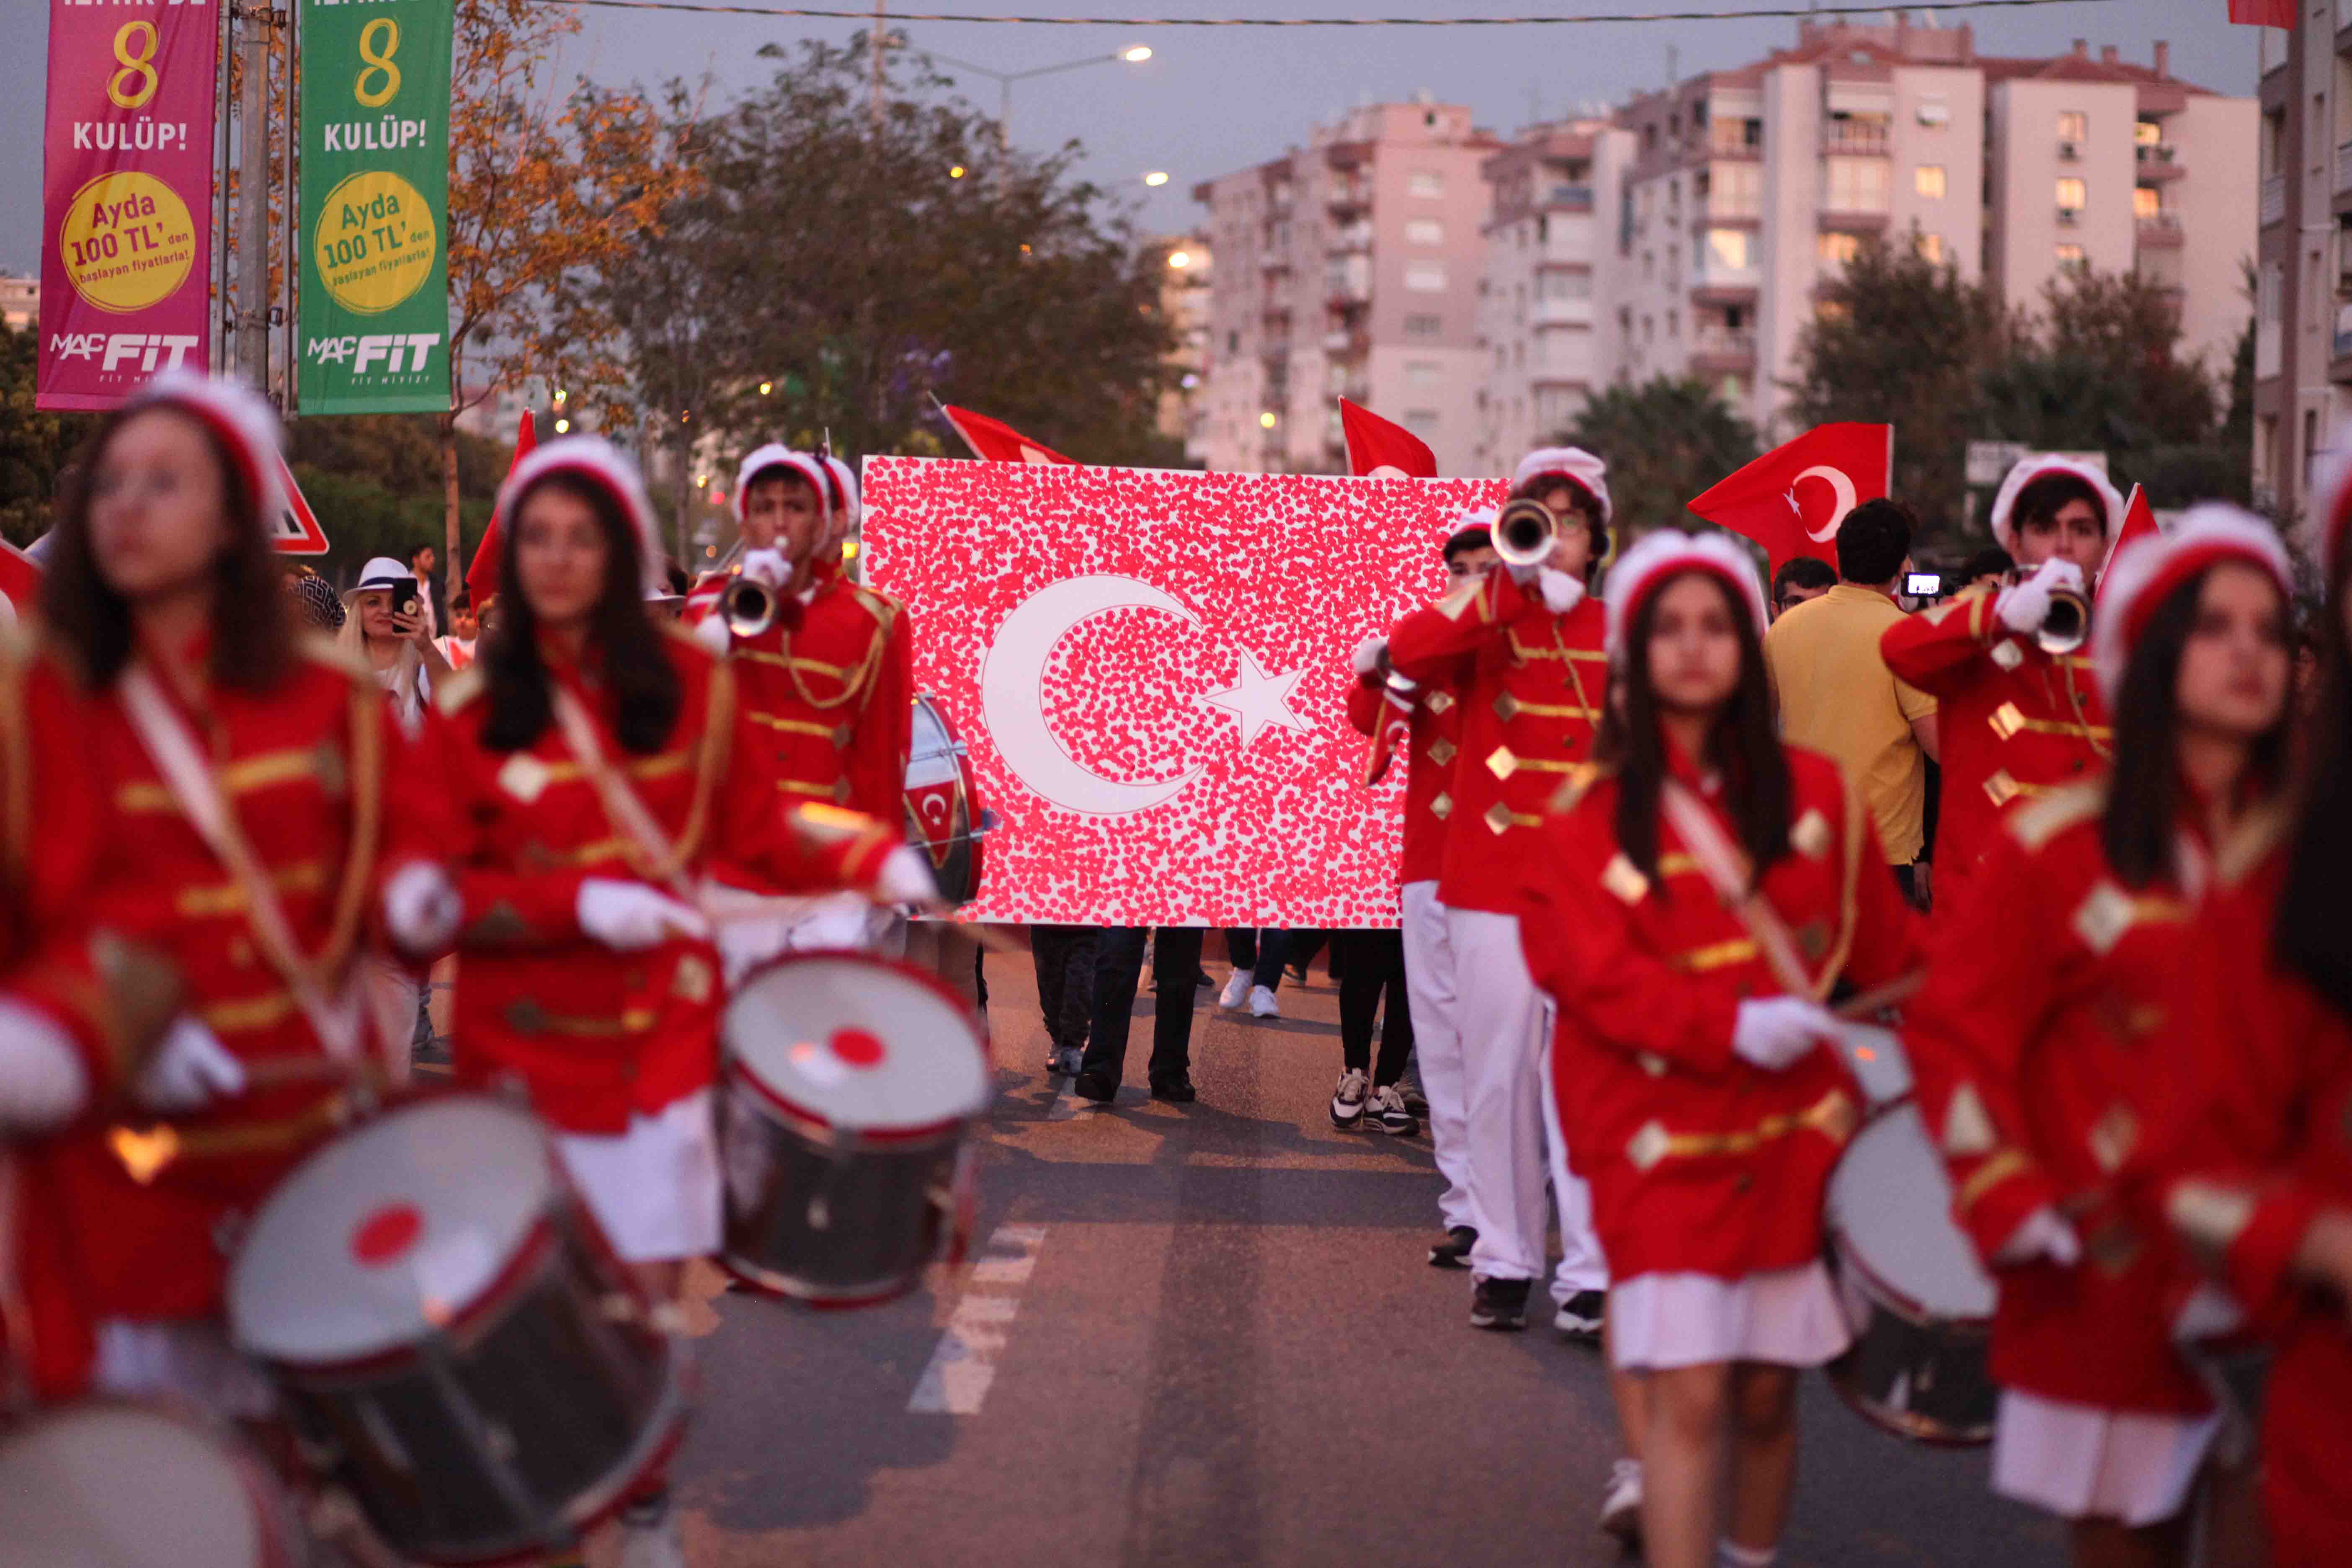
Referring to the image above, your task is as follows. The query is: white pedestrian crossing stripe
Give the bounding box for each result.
[907,1224,1047,1416]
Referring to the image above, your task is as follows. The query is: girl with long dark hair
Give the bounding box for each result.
[1516,530,1917,1568]
[1905,507,2299,1568]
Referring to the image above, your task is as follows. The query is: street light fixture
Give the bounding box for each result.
[1143,171,1170,187]
[909,41,1156,151]
[1168,250,1191,269]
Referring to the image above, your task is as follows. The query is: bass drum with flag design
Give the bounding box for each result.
[903,692,996,907]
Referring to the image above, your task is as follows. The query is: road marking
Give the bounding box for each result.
[908,1223,1047,1416]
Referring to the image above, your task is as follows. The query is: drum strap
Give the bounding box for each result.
[0,1152,31,1411]
[1657,779,1821,1001]
[117,665,366,1064]
[549,685,697,902]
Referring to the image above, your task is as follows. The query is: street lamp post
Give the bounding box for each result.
[911,44,1153,153]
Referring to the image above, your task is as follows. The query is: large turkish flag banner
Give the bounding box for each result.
[862,458,1506,926]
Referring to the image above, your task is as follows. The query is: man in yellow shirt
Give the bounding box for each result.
[1762,499,1941,908]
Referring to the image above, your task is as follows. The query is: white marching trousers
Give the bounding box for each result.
[1400,882,1474,1233]
[1447,906,1606,1298]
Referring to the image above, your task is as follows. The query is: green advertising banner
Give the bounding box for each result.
[298,0,453,414]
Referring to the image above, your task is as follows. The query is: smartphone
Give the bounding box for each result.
[1904,572,1942,598]
[390,581,419,618]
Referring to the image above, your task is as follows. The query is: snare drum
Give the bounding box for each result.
[0,1401,305,1568]
[226,1094,689,1564]
[721,953,991,1305]
[1823,1101,2000,1445]
[903,693,995,907]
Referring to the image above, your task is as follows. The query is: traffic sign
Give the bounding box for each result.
[270,454,330,554]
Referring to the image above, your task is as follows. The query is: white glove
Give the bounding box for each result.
[1351,637,1388,677]
[575,878,712,951]
[1993,557,2085,636]
[383,861,462,954]
[1537,568,1586,615]
[1994,1205,2082,1268]
[739,548,792,590]
[134,1016,247,1114]
[2172,1282,2246,1343]
[1730,995,1835,1072]
[877,845,943,908]
[0,1000,92,1131]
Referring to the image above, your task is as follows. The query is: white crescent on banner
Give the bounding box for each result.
[1795,465,1861,542]
[1367,464,1409,480]
[980,575,1205,816]
[1019,446,1058,466]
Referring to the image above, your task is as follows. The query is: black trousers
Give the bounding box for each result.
[1029,924,1099,1053]
[1224,928,1292,995]
[1081,927,1202,1088]
[1333,928,1413,1085]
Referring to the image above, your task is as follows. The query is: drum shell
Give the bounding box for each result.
[903,694,989,907]
[719,1061,972,1307]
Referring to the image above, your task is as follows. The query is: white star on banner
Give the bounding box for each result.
[1194,649,1311,747]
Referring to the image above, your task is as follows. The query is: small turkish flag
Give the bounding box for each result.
[467,411,536,609]
[2229,0,2297,26]
[939,406,1075,467]
[2095,483,2161,608]
[1687,423,1893,577]
[0,539,41,628]
[1339,399,1438,480]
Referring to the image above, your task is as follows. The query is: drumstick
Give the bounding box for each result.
[237,1056,387,1090]
[1832,970,1926,1021]
[697,892,1025,956]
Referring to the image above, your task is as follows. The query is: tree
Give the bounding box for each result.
[0,325,98,546]
[284,415,509,583]
[1559,377,1758,542]
[1786,238,2018,543]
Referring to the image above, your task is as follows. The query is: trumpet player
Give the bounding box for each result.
[1880,455,2119,909]
[1388,447,1612,1338]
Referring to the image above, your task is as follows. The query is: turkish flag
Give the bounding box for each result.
[467,411,536,609]
[940,405,1075,467]
[0,538,41,627]
[1687,423,1893,577]
[863,458,1507,925]
[2095,483,2161,608]
[1339,399,1438,480]
[2229,0,2296,26]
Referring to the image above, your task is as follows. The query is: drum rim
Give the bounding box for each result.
[722,1056,970,1147]
[1825,1099,1997,1332]
[1821,1364,1996,1448]
[722,949,991,1127]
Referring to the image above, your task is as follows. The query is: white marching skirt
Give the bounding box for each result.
[1607,1261,1852,1372]
[553,1088,722,1264]
[1991,1390,2219,1527]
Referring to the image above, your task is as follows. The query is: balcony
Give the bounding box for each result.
[1709,124,1761,159]
[1545,183,1595,211]
[1691,260,1761,304]
[1821,123,1890,156]
[1533,295,1594,328]
[2135,143,2184,181]
[1689,328,1757,374]
[1325,277,1370,308]
[1322,328,1369,359]
[2339,142,2352,195]
[2136,212,2184,249]
[1326,175,1371,215]
[2264,174,2288,227]
[2057,206,2084,228]
[1328,222,1373,254]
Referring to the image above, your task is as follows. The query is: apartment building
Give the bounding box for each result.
[1596,19,2249,443]
[0,274,36,333]
[1193,100,1499,475]
[1147,233,1214,464]
[1471,120,1639,472]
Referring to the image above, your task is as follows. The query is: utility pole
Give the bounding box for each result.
[235,1,273,397]
[869,0,887,131]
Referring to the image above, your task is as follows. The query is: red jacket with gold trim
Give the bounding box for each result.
[1902,781,2294,1414]
[432,628,902,1135]
[1389,570,1607,913]
[688,575,914,822]
[1517,743,1916,1280]
[1879,586,2109,901]
[1344,655,1468,889]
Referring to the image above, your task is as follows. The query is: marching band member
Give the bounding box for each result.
[26,370,446,1415]
[1880,456,2120,905]
[1518,530,1916,1568]
[1904,507,2298,1568]
[1389,448,1610,1336]
[1347,520,1494,1262]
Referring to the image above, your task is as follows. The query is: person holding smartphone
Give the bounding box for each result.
[342,554,452,728]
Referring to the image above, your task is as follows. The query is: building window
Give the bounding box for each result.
[2056,177,2087,213]
[1404,218,1443,246]
[1824,157,1890,213]
[2260,262,2283,322]
[1917,233,1947,264]
[2135,120,2161,148]
[1666,309,1680,338]
[2058,110,2088,143]
[1404,409,1440,437]
[1643,250,1656,280]
[1705,229,1751,271]
[1916,98,1951,127]
[1405,313,1442,337]
[1405,263,1448,293]
[1408,170,1444,198]
[2133,186,2162,219]
[1818,232,1861,266]
[1405,358,1440,387]
[2055,243,2085,266]
[1227,330,1239,353]
[1915,164,1947,199]
[1548,268,1593,299]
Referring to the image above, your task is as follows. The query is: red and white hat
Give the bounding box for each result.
[2090,502,2293,707]
[1604,528,1770,660]
[822,455,861,531]
[1988,453,2124,554]
[493,435,666,599]
[124,368,287,541]
[1512,446,1612,528]
[732,444,833,528]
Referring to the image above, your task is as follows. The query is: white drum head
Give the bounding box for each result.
[229,1096,556,1365]
[905,695,960,789]
[1829,1021,1914,1108]
[727,953,989,1132]
[1826,1103,1997,1320]
[0,1404,275,1568]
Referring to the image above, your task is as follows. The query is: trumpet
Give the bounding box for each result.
[717,573,777,639]
[2036,585,2090,655]
[1493,497,1559,569]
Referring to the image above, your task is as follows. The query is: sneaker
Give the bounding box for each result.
[1248,985,1281,1019]
[1072,1070,1117,1104]
[617,1493,686,1568]
[1470,1275,1531,1331]
[1328,1068,1369,1129]
[1367,1084,1419,1137]
[1053,1045,1086,1078]
[1597,1458,1643,1550]
[1217,969,1253,1010]
[1554,1288,1606,1343]
[1428,1224,1478,1269]
[1398,1075,1429,1117]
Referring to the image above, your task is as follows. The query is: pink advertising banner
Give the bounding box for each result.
[39,0,220,410]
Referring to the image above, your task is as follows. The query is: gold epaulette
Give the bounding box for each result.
[2006,779,2109,854]
[434,665,487,717]
[847,583,903,635]
[1545,761,1615,816]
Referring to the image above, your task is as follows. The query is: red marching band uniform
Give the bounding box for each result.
[1342,647,1464,890]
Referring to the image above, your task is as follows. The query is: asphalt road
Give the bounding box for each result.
[632,945,2071,1568]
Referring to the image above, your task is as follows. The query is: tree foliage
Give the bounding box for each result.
[1559,377,1759,542]
[0,325,98,547]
